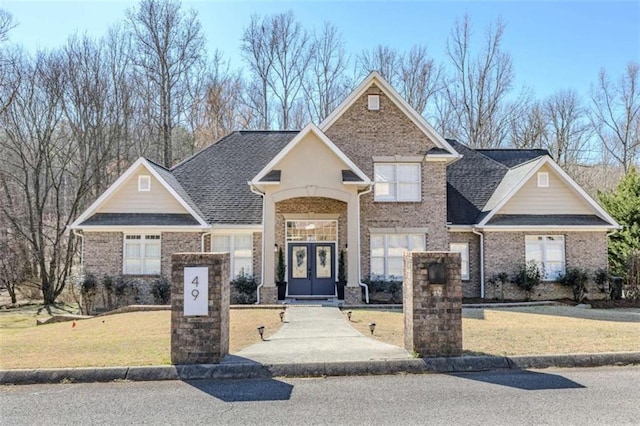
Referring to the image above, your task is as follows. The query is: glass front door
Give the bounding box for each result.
[287,243,336,296]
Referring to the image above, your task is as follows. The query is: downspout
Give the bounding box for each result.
[249,183,266,304]
[72,229,84,273]
[472,227,485,298]
[357,184,374,303]
[201,230,212,252]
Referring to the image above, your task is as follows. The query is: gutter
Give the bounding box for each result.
[471,227,485,299]
[249,183,266,304]
[72,230,84,272]
[357,184,374,303]
[201,230,212,252]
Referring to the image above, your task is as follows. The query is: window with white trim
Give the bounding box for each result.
[450,243,470,280]
[537,172,549,188]
[525,235,565,280]
[138,175,151,191]
[212,234,253,279]
[374,163,421,202]
[123,234,161,275]
[370,234,425,280]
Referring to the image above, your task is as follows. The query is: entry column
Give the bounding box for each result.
[171,252,230,364]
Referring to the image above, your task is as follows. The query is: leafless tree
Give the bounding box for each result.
[590,62,640,172]
[303,21,350,123]
[0,9,15,43]
[544,89,592,166]
[357,45,399,83]
[0,9,18,114]
[0,50,92,305]
[240,13,275,129]
[398,45,442,115]
[443,14,516,148]
[126,0,206,167]
[509,100,547,149]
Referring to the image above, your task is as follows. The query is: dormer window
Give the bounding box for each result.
[537,172,549,188]
[368,95,380,111]
[138,175,151,192]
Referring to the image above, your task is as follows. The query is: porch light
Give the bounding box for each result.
[345,244,348,251]
[369,322,376,335]
[274,243,278,252]
[257,325,265,340]
[279,311,285,322]
[347,311,352,321]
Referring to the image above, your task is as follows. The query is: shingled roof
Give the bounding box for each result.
[446,140,550,225]
[171,131,297,225]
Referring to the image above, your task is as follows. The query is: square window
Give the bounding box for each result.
[374,163,421,202]
[368,95,380,110]
[525,235,565,280]
[123,234,161,275]
[370,233,425,280]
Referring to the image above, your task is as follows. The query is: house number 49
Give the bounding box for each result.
[184,267,208,316]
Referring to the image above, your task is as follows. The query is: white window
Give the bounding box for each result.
[525,235,565,280]
[370,234,426,280]
[123,234,161,275]
[212,234,253,279]
[374,163,421,202]
[368,94,380,110]
[138,175,151,191]
[537,172,549,188]
[450,243,470,280]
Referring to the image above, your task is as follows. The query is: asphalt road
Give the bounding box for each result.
[2,366,639,425]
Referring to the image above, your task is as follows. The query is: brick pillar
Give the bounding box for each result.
[403,252,462,357]
[171,253,229,364]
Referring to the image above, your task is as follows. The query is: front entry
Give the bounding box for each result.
[287,243,336,296]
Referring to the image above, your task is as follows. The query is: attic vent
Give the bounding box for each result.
[368,95,380,110]
[537,172,549,188]
[138,175,151,192]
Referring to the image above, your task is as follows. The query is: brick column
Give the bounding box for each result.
[403,252,462,357]
[171,253,229,364]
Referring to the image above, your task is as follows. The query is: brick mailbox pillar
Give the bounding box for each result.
[171,253,230,364]
[403,251,463,357]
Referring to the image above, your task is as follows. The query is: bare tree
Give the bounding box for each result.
[0,9,16,43]
[357,45,399,83]
[398,45,442,115]
[443,14,516,148]
[126,0,206,167]
[240,14,275,129]
[590,62,640,172]
[0,50,92,305]
[0,9,18,114]
[509,100,547,149]
[544,89,592,166]
[303,21,350,123]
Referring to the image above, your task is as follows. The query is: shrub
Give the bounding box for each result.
[114,275,139,306]
[276,247,286,285]
[489,272,509,302]
[512,261,543,301]
[101,275,114,310]
[151,276,171,304]
[625,250,640,300]
[231,270,257,304]
[558,267,590,302]
[593,268,610,296]
[80,274,98,314]
[364,277,403,304]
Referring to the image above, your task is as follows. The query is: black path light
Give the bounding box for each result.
[368,322,376,335]
[279,311,285,322]
[257,325,265,340]
[347,311,352,321]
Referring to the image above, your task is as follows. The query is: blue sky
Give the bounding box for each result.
[2,0,639,99]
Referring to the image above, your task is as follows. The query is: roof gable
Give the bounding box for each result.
[320,71,459,159]
[70,158,207,229]
[251,123,370,186]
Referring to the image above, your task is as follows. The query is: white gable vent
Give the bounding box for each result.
[537,172,549,188]
[138,175,151,191]
[368,94,380,110]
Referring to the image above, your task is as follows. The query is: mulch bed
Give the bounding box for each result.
[463,297,640,309]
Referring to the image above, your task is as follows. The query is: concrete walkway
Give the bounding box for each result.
[226,306,411,364]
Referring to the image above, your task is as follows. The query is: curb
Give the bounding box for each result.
[2,352,639,385]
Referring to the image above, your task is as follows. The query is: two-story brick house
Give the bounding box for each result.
[70,72,619,305]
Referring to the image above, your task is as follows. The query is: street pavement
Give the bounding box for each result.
[2,366,639,425]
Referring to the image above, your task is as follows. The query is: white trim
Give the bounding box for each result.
[211,224,263,231]
[477,225,616,232]
[450,242,470,281]
[282,213,341,220]
[251,123,371,186]
[70,158,208,228]
[319,71,460,159]
[447,225,474,232]
[372,155,424,162]
[479,156,620,228]
[369,227,430,234]
[78,226,208,232]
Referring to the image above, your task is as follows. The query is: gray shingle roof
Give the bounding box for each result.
[477,148,550,167]
[486,214,610,227]
[80,213,199,226]
[342,170,364,182]
[171,131,297,225]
